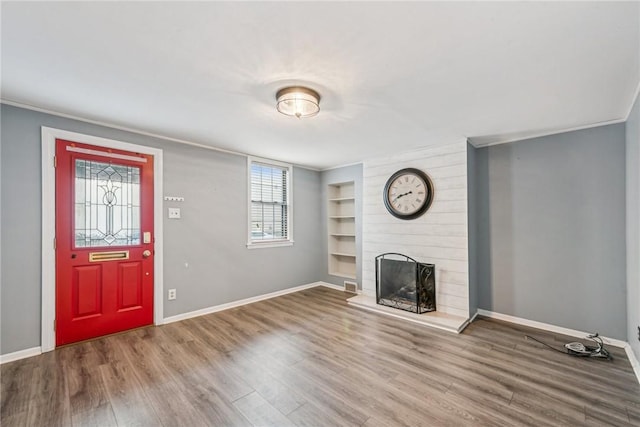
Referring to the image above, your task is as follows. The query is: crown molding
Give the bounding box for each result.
[0,98,320,171]
[469,118,627,149]
[625,79,640,121]
[320,161,364,172]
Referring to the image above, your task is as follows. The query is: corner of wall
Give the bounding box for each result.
[626,84,640,363]
[466,141,478,317]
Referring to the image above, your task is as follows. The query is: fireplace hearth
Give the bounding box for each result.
[375,253,435,314]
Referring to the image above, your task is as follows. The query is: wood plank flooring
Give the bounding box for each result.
[2,286,639,426]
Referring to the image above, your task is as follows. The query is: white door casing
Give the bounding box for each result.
[41,127,164,352]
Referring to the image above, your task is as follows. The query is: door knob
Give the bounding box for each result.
[142,250,152,258]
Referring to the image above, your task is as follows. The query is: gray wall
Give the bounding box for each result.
[626,94,640,360]
[320,164,363,288]
[467,142,478,316]
[0,104,323,355]
[475,124,627,339]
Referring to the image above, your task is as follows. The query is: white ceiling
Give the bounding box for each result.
[2,2,639,169]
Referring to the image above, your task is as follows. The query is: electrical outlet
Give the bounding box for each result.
[168,289,177,300]
[168,208,181,219]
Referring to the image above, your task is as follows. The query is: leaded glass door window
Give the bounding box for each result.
[74,159,141,247]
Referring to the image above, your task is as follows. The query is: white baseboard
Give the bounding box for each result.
[319,282,346,292]
[320,282,363,293]
[624,344,640,386]
[163,281,337,324]
[476,309,628,348]
[459,311,479,332]
[0,346,42,364]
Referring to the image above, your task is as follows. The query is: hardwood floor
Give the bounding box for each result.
[2,286,639,426]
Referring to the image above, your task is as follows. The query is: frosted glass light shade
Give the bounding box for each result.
[276,86,321,118]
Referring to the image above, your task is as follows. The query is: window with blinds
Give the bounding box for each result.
[248,157,293,246]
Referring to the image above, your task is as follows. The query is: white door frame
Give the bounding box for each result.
[41,126,164,352]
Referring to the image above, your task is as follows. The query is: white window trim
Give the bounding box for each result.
[246,156,294,249]
[41,127,164,352]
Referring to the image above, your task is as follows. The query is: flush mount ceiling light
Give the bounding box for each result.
[276,86,321,118]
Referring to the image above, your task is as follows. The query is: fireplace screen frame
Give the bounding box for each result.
[375,253,436,314]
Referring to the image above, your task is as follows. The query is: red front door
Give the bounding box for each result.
[55,139,154,346]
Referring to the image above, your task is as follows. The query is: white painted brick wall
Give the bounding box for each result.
[362,140,469,318]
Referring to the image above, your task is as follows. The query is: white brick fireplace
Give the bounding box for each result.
[350,139,471,332]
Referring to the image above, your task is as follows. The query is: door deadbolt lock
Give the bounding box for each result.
[142,250,152,258]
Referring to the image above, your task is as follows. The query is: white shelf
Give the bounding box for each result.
[329,270,356,280]
[329,215,355,219]
[330,252,356,258]
[330,233,356,237]
[329,197,355,202]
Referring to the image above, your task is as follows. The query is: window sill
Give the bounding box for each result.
[246,240,294,250]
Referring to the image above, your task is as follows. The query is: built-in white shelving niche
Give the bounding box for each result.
[328,182,357,279]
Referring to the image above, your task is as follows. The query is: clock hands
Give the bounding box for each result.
[393,190,412,203]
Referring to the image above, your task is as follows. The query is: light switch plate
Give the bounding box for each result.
[168,208,181,219]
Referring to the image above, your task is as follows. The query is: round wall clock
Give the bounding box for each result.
[383,168,434,220]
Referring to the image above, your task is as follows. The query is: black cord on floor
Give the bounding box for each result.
[524,335,567,354]
[525,334,613,360]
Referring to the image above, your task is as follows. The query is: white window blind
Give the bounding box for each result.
[248,158,292,245]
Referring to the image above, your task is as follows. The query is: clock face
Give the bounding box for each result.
[383,168,434,220]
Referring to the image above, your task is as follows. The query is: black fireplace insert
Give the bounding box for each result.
[375,253,436,314]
